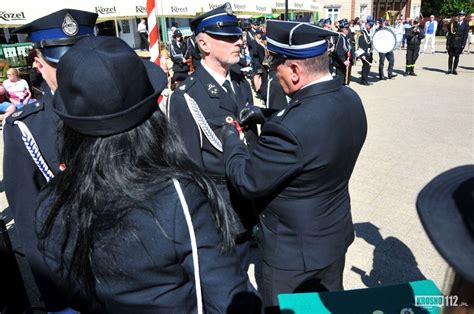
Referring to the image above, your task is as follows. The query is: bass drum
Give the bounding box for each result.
[372,28,396,54]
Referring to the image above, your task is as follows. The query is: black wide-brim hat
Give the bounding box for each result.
[53,36,167,137]
[416,165,474,283]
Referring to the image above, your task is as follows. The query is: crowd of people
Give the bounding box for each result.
[0,3,473,314]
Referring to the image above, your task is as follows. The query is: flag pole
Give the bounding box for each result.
[147,0,160,65]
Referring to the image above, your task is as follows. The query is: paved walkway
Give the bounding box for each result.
[344,42,473,293]
[0,40,472,305]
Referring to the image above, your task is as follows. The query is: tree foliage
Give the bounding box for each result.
[421,0,472,17]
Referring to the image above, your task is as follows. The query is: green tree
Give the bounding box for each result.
[439,0,472,17]
[421,0,441,16]
[422,0,472,17]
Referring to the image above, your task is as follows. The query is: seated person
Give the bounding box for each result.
[0,58,9,83]
[0,84,15,121]
[3,68,35,108]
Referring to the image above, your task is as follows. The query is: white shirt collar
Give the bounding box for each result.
[301,74,334,90]
[200,60,232,90]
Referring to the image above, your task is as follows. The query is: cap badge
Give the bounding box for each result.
[62,13,79,37]
[224,2,233,15]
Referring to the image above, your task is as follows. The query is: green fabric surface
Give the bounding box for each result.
[278,280,442,314]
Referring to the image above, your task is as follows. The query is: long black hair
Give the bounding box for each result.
[38,108,240,310]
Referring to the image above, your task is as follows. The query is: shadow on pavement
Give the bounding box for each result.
[352,222,426,288]
[459,65,474,70]
[421,67,447,73]
[0,180,4,193]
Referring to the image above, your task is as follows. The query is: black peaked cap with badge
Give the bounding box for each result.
[14,9,98,63]
[191,2,242,37]
[266,20,339,59]
[53,36,168,137]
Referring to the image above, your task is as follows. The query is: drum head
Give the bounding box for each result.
[373,28,396,53]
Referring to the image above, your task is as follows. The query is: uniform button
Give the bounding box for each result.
[261,214,265,218]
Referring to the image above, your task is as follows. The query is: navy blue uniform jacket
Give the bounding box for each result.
[3,86,68,309]
[223,78,367,271]
[169,66,257,231]
[36,180,255,313]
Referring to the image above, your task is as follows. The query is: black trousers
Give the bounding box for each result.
[361,54,372,82]
[406,47,420,73]
[448,47,463,70]
[261,255,346,312]
[335,64,352,85]
[379,51,395,76]
[139,32,148,50]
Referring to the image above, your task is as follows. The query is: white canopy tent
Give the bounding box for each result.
[0,0,199,27]
[271,0,315,13]
[199,1,272,17]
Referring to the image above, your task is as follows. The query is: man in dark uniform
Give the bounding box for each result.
[376,17,398,80]
[3,9,98,311]
[404,19,425,76]
[221,19,367,311]
[246,19,259,72]
[185,32,201,70]
[323,18,337,74]
[446,11,469,75]
[169,29,189,86]
[334,20,353,85]
[358,20,374,85]
[169,3,258,272]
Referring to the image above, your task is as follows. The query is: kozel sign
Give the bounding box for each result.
[170,6,189,13]
[95,6,117,15]
[135,6,147,14]
[0,11,26,22]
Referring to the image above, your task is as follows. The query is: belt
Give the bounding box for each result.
[208,175,227,185]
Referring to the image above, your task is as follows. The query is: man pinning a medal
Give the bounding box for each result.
[220,19,368,312]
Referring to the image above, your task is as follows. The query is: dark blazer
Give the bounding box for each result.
[169,65,257,230]
[223,78,367,271]
[406,26,425,49]
[169,39,189,74]
[447,20,469,49]
[36,180,256,313]
[334,34,353,67]
[3,85,68,310]
[358,29,373,61]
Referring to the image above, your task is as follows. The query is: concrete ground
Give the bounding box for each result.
[0,38,472,306]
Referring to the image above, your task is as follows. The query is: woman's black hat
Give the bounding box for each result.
[53,36,167,137]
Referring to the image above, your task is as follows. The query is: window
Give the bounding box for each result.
[326,8,339,22]
[360,6,367,19]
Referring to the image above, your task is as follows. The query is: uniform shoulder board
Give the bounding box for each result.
[274,99,302,121]
[5,100,44,126]
[176,76,197,93]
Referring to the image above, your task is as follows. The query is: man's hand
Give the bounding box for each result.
[239,106,265,126]
[220,122,239,143]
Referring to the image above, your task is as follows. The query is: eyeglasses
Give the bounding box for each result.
[208,34,243,43]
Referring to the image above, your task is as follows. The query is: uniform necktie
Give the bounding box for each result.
[223,80,237,104]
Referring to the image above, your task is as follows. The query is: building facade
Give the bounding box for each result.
[316,0,422,21]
